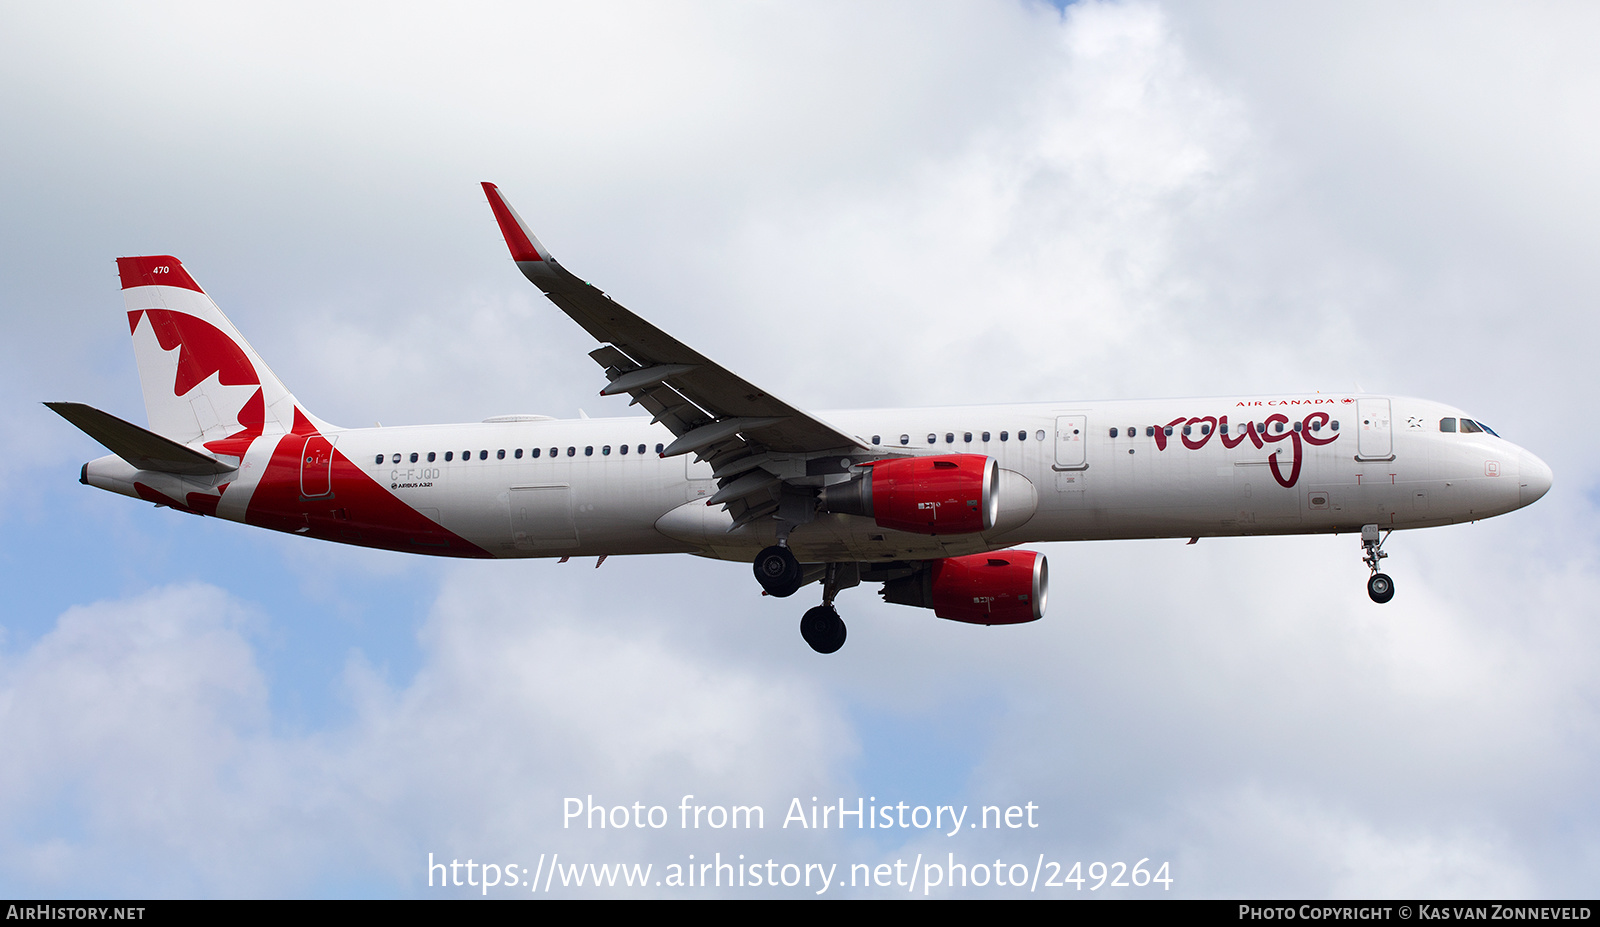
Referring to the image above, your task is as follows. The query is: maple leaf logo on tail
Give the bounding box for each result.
[117,256,334,457]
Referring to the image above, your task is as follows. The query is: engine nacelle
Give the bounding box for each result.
[819,454,998,535]
[880,549,1047,625]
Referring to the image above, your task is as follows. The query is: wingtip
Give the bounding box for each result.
[481,182,546,264]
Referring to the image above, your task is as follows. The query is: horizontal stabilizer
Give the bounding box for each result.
[45,402,237,476]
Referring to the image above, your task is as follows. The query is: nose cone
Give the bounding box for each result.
[1519,451,1553,508]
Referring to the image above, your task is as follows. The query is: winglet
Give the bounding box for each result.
[481,182,550,264]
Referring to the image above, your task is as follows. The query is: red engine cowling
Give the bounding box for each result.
[819,454,998,535]
[880,549,1047,625]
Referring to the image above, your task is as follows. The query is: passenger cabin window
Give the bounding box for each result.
[619,444,628,455]
[899,434,910,445]
[963,432,972,443]
[927,434,936,445]
[410,453,419,463]
[374,454,383,464]
[945,433,954,444]
[1110,427,1119,438]
[872,435,881,445]
[1000,431,1009,441]
[514,448,523,459]
[1018,429,1028,442]
[428,452,436,462]
[567,447,576,457]
[445,451,454,461]
[602,445,611,455]
[497,449,506,460]
[531,448,540,458]
[655,444,664,454]
[480,450,489,460]
[982,431,991,441]
[1440,418,1457,433]
[550,447,558,458]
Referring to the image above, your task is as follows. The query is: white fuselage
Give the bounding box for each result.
[84,392,1552,565]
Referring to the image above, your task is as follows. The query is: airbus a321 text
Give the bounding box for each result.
[50,182,1554,653]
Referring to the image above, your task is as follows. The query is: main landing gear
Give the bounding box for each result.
[754,544,803,598]
[1361,524,1395,604]
[801,604,846,654]
[755,549,856,653]
[799,562,856,654]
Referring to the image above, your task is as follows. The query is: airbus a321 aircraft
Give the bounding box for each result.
[49,183,1554,653]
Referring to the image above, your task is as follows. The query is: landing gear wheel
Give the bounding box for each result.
[754,545,803,598]
[1367,572,1395,604]
[800,604,847,654]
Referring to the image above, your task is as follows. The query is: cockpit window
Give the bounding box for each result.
[1439,418,1457,433]
[1459,418,1484,434]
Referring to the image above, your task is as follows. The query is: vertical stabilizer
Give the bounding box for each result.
[117,256,333,453]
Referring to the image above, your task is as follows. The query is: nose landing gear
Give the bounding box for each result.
[1361,524,1395,604]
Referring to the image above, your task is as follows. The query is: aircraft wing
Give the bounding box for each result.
[483,183,875,525]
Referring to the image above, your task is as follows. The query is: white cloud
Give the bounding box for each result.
[0,575,864,896]
[0,585,268,892]
[1176,785,1536,899]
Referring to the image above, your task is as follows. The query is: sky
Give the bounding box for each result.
[1,0,1596,899]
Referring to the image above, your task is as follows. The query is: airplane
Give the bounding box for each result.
[48,182,1554,653]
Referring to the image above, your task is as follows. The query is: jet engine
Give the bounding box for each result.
[880,549,1047,625]
[819,454,999,535]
